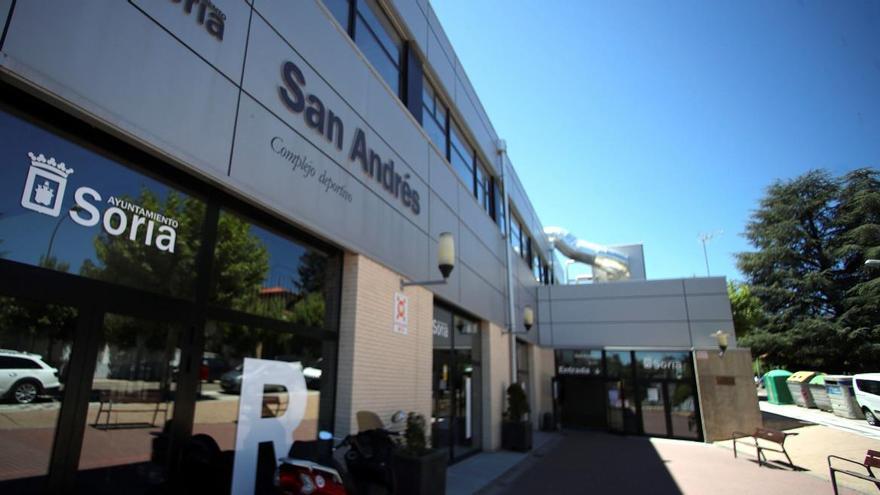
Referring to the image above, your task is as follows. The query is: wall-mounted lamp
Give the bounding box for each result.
[401,232,455,290]
[506,305,534,334]
[523,305,534,331]
[713,330,730,357]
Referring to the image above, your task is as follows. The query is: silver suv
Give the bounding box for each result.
[0,349,61,404]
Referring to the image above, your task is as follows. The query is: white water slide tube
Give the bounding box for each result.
[544,227,630,280]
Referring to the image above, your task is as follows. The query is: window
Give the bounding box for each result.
[354,0,402,95]
[475,161,491,213]
[525,236,532,262]
[422,79,448,155]
[510,215,522,255]
[321,0,350,29]
[494,180,506,234]
[533,254,542,282]
[449,122,474,188]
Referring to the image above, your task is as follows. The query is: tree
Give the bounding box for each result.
[736,168,880,372]
[727,281,765,339]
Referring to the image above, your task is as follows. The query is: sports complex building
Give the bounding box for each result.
[0,1,759,493]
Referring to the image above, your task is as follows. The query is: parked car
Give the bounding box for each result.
[0,349,61,404]
[853,373,880,427]
[219,358,323,394]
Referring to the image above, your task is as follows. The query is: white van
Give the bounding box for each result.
[853,373,880,427]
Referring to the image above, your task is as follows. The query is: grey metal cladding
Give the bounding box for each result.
[459,263,505,327]
[241,14,429,235]
[129,0,250,82]
[230,93,429,282]
[362,65,429,183]
[459,224,505,293]
[683,276,728,295]
[428,148,460,215]
[551,322,693,348]
[550,297,688,324]
[426,25,456,102]
[388,0,428,50]
[685,294,734,322]
[550,279,684,300]
[0,0,238,182]
[255,0,372,126]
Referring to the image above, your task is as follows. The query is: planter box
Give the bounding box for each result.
[391,448,447,495]
[502,420,533,452]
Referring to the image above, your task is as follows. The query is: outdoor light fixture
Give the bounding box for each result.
[865,259,880,267]
[401,232,455,290]
[713,330,730,357]
[523,305,534,331]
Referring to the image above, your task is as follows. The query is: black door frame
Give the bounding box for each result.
[554,349,704,442]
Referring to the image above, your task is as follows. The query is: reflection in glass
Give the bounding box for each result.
[605,351,632,378]
[668,383,699,439]
[640,382,666,436]
[192,321,325,491]
[76,315,181,494]
[0,296,76,494]
[0,109,205,299]
[635,351,692,380]
[212,211,329,327]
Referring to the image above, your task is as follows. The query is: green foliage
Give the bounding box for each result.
[505,383,530,422]
[736,168,880,372]
[727,281,765,338]
[400,412,429,457]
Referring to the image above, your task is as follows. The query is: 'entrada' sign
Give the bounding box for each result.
[278,61,421,215]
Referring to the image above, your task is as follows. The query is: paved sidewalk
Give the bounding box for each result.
[716,424,880,494]
[446,432,561,495]
[470,430,860,494]
[759,401,880,441]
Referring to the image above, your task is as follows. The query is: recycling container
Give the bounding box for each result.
[825,375,863,419]
[787,371,818,408]
[809,374,832,411]
[764,370,794,405]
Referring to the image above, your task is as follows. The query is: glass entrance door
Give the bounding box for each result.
[431,306,481,463]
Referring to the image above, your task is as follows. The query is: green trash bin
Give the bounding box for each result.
[809,374,832,411]
[787,371,818,408]
[764,370,793,405]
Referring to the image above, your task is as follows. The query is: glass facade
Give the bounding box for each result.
[555,349,701,441]
[0,104,341,493]
[432,305,482,462]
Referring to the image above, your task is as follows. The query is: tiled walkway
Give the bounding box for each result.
[450,430,862,495]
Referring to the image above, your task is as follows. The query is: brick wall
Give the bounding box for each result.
[335,253,433,436]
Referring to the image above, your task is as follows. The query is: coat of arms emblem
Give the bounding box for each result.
[20,152,74,217]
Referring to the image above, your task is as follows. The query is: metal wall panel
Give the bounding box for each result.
[229,93,430,282]
[130,0,250,82]
[241,15,429,235]
[1,0,239,182]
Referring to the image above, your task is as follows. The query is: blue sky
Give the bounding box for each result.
[432,0,880,282]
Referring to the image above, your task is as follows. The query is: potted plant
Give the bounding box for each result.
[391,412,447,495]
[501,382,532,451]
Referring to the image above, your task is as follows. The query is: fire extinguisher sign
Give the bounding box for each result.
[393,292,408,335]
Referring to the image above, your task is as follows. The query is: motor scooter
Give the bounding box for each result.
[274,411,405,495]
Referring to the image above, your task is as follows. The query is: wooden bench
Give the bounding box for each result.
[94,389,170,428]
[828,450,880,495]
[732,427,797,468]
